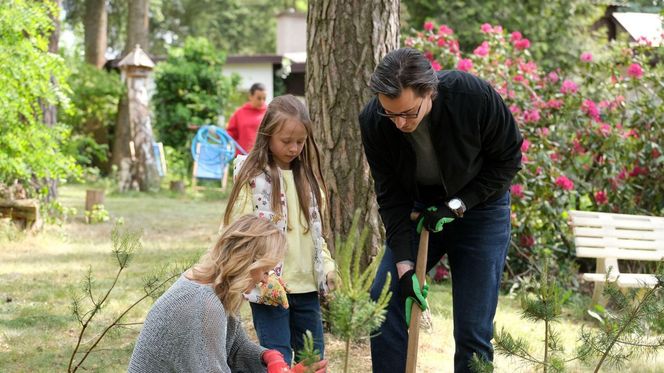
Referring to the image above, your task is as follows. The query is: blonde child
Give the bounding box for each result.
[223,95,336,365]
[128,215,327,373]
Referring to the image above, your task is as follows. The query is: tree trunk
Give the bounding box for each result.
[111,0,149,171]
[40,0,62,201]
[306,0,400,257]
[84,0,107,68]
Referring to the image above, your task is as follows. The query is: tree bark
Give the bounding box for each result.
[84,0,107,68]
[111,0,149,170]
[306,0,400,256]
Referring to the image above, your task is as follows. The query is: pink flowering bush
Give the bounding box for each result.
[406,23,664,284]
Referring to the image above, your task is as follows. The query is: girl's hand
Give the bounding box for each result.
[325,271,338,292]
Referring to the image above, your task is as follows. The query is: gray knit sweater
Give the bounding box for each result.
[128,275,267,373]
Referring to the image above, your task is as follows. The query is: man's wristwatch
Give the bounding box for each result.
[447,198,466,217]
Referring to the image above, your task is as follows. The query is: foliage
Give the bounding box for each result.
[84,204,110,224]
[296,330,321,369]
[405,21,664,287]
[152,37,239,155]
[325,210,392,373]
[402,0,604,71]
[495,255,664,372]
[0,0,80,191]
[43,199,78,226]
[163,145,190,181]
[59,58,123,169]
[63,0,308,56]
[68,224,187,372]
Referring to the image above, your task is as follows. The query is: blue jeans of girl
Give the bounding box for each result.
[250,291,325,365]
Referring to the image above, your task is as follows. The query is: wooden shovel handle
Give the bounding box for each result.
[405,228,429,373]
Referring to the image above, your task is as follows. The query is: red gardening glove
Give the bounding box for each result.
[263,350,289,373]
[292,359,328,373]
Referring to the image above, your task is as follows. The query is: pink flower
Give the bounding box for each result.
[510,31,522,42]
[548,71,559,83]
[555,175,574,191]
[493,25,503,34]
[580,52,593,62]
[424,21,435,31]
[439,25,454,35]
[456,58,473,72]
[538,127,550,137]
[519,235,535,248]
[627,63,643,78]
[437,38,447,47]
[535,166,543,175]
[433,265,449,282]
[595,190,608,205]
[509,104,522,116]
[581,99,600,121]
[550,153,560,162]
[629,166,648,177]
[424,51,434,61]
[513,74,525,83]
[448,40,460,54]
[481,23,493,33]
[521,139,530,152]
[431,60,441,71]
[572,139,586,154]
[598,123,611,136]
[519,61,538,75]
[547,99,563,109]
[514,38,531,50]
[473,41,490,57]
[521,154,529,163]
[560,80,578,94]
[523,109,541,123]
[511,184,525,198]
[404,38,415,47]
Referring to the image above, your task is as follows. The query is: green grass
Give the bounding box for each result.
[1,184,662,372]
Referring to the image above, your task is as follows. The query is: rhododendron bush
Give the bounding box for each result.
[406,22,664,284]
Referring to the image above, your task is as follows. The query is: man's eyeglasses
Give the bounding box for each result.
[377,98,424,119]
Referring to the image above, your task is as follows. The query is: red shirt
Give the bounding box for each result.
[226,103,267,154]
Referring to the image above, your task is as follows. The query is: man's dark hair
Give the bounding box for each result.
[369,48,439,99]
[249,83,266,95]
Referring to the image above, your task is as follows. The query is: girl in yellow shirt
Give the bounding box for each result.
[223,95,336,366]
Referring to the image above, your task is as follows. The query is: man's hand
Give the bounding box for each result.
[398,269,429,326]
[416,206,455,234]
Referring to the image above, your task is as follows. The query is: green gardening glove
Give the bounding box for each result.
[416,206,455,234]
[399,269,430,326]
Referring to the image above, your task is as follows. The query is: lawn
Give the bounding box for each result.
[1,185,662,372]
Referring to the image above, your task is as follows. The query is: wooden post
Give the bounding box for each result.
[85,189,105,212]
[406,229,430,373]
[191,143,200,190]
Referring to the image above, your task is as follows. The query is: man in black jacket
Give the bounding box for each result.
[360,48,523,373]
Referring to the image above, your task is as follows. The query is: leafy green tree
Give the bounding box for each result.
[152,37,239,153]
[402,0,602,71]
[0,0,79,192]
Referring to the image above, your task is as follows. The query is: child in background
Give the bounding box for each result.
[227,83,267,154]
[128,215,327,373]
[223,94,336,365]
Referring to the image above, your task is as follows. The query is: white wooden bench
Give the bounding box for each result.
[568,210,664,304]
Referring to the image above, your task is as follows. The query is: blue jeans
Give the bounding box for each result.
[250,291,324,365]
[370,192,511,373]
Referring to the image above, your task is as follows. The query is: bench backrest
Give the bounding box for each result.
[569,210,664,261]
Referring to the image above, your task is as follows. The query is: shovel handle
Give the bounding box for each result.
[405,228,429,373]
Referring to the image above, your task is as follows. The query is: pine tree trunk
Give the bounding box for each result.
[84,0,107,68]
[306,0,400,257]
[111,0,149,171]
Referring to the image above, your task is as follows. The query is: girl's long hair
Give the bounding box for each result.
[223,95,328,234]
[189,215,287,316]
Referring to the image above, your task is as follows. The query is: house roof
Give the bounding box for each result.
[613,12,663,46]
[226,54,306,73]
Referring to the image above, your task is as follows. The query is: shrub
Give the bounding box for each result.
[405,22,664,287]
